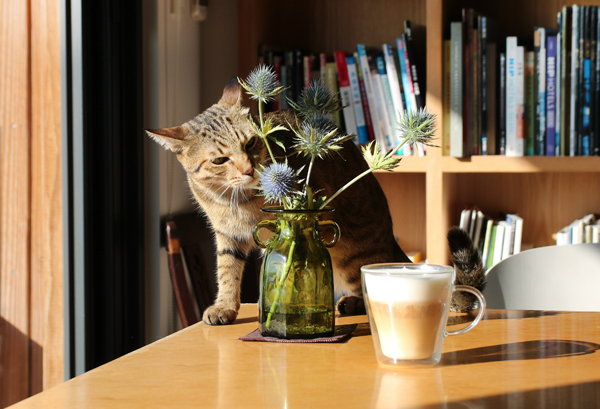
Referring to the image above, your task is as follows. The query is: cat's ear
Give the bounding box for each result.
[218,76,243,107]
[146,126,187,154]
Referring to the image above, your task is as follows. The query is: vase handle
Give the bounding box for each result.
[319,220,341,248]
[253,219,278,248]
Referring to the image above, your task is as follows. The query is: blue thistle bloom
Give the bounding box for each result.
[238,65,284,104]
[259,163,298,204]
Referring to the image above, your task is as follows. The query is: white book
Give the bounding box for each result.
[473,210,485,248]
[460,209,472,232]
[492,223,506,267]
[500,221,513,260]
[592,224,600,244]
[506,214,523,254]
[506,37,525,156]
[382,44,406,150]
[556,226,570,245]
[570,5,580,156]
[357,44,385,148]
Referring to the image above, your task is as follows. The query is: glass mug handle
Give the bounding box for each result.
[252,219,278,248]
[318,220,341,248]
[445,285,487,336]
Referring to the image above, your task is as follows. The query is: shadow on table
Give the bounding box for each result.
[415,380,600,409]
[447,309,562,327]
[439,339,600,366]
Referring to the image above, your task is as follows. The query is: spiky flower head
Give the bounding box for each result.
[288,80,342,119]
[238,65,285,104]
[397,108,438,147]
[258,162,299,204]
[291,116,354,159]
[362,141,402,171]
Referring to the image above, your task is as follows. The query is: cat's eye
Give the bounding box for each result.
[245,137,258,150]
[212,157,229,165]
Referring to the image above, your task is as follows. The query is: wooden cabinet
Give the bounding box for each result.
[237,0,600,263]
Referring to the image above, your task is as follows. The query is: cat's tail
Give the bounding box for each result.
[447,227,486,313]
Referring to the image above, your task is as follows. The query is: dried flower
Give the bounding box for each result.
[258,163,299,204]
[291,116,354,160]
[288,80,343,119]
[397,108,439,148]
[238,65,285,104]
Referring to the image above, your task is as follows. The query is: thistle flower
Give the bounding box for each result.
[238,65,285,104]
[362,141,402,171]
[258,163,299,204]
[291,116,354,160]
[397,108,439,148]
[288,80,343,119]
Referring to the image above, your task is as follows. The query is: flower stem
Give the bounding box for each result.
[258,99,277,163]
[265,240,297,328]
[319,168,374,210]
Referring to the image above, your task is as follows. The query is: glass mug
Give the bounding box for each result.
[361,263,486,367]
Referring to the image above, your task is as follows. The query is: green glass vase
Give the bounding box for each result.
[253,207,340,339]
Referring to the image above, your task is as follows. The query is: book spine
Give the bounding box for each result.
[534,28,547,155]
[450,22,464,158]
[346,56,369,144]
[366,50,393,149]
[462,8,472,157]
[555,30,562,156]
[404,20,423,110]
[596,7,600,155]
[480,15,489,155]
[383,43,407,153]
[354,51,376,142]
[396,37,417,113]
[560,6,573,156]
[378,55,401,148]
[498,52,507,155]
[570,6,580,156]
[582,7,592,156]
[590,7,597,156]
[506,37,525,156]
[525,51,536,155]
[546,35,558,156]
[294,49,304,97]
[325,61,342,129]
[333,51,358,139]
[443,39,451,156]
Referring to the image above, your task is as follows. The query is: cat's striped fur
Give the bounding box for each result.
[147,78,485,325]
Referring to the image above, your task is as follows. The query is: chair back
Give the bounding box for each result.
[484,243,600,312]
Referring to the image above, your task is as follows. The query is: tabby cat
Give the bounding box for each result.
[147,77,485,325]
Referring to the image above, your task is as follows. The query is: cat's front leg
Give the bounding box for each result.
[202,233,252,325]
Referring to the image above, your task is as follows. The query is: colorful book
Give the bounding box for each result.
[377,55,398,150]
[354,52,375,142]
[505,37,525,157]
[345,56,369,144]
[570,5,580,156]
[498,52,506,155]
[367,52,394,150]
[383,43,408,153]
[525,51,536,155]
[403,20,423,110]
[546,35,558,156]
[396,36,417,113]
[333,51,358,139]
[357,44,385,147]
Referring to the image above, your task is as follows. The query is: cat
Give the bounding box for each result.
[147,77,485,325]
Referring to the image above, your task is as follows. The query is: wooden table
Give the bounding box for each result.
[11,305,600,408]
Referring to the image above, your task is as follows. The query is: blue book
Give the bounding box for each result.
[546,35,557,156]
[396,37,416,113]
[345,56,369,144]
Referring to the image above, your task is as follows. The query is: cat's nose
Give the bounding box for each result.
[243,167,254,177]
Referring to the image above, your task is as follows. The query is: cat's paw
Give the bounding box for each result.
[202,305,238,325]
[337,296,366,315]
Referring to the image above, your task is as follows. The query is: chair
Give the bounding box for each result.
[483,243,600,312]
[163,213,262,327]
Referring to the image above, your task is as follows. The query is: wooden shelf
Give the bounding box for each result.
[441,156,600,173]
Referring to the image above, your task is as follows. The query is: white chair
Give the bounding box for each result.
[484,243,600,312]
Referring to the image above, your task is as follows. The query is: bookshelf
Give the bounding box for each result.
[237,0,600,264]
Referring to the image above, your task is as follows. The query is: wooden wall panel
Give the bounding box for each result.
[30,0,64,393]
[0,0,32,406]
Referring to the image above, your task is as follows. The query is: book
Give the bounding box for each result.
[383,43,408,153]
[525,51,536,155]
[546,35,558,156]
[595,6,600,156]
[367,51,395,150]
[345,55,369,144]
[487,41,498,155]
[498,52,506,154]
[500,220,513,260]
[481,218,494,267]
[534,28,548,155]
[555,30,562,156]
[560,6,573,156]
[570,5,581,156]
[492,222,506,267]
[404,20,424,110]
[450,21,464,158]
[357,44,386,148]
[397,36,417,113]
[354,52,376,142]
[505,214,524,254]
[582,7,593,156]
[442,39,451,156]
[333,51,359,139]
[377,55,400,149]
[505,37,525,157]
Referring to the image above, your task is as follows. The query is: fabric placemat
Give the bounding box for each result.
[238,324,358,343]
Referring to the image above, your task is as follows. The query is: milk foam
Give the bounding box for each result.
[364,271,450,303]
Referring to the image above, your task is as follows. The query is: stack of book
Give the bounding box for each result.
[459,207,524,270]
[259,20,425,156]
[444,5,600,157]
[556,213,600,244]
